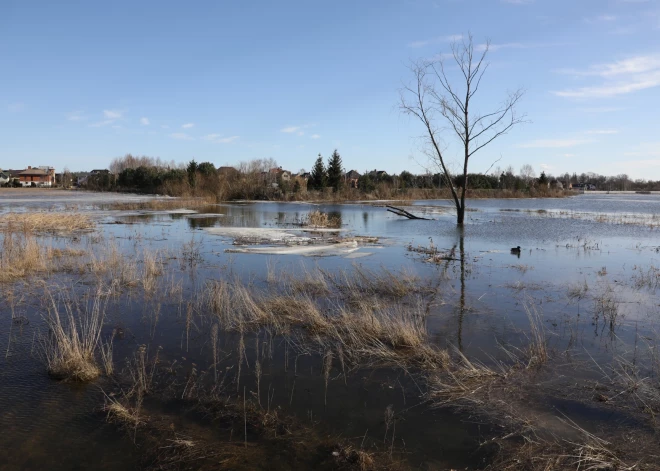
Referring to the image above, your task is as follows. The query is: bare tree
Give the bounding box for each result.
[400,34,526,225]
[519,164,536,186]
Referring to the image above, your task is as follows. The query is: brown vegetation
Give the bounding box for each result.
[39,287,107,382]
[0,212,95,234]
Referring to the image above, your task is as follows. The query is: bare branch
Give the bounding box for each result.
[400,33,526,224]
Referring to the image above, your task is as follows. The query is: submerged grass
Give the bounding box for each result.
[0,212,95,234]
[204,267,446,369]
[39,286,107,382]
[305,210,341,228]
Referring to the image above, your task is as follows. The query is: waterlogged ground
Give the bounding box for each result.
[2,190,660,470]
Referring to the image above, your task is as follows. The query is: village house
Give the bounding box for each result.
[344,170,361,189]
[269,167,291,182]
[18,166,56,187]
[0,171,9,185]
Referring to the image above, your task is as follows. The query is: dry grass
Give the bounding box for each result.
[0,212,95,234]
[0,232,50,282]
[305,210,341,228]
[105,196,216,212]
[39,287,107,382]
[203,271,445,369]
[523,301,548,367]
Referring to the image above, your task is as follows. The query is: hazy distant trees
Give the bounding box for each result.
[109,154,178,174]
[538,171,548,186]
[400,34,526,225]
[519,164,536,187]
[326,150,344,192]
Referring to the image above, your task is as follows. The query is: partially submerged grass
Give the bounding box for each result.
[204,268,445,369]
[104,196,216,212]
[39,287,107,382]
[0,232,50,282]
[0,212,95,234]
[305,210,341,228]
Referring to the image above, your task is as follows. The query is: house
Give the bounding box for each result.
[77,169,109,187]
[368,170,389,180]
[269,167,291,182]
[0,171,9,185]
[18,166,56,187]
[344,170,361,189]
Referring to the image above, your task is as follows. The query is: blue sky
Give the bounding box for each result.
[2,0,659,178]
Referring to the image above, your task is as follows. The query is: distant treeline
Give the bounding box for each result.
[82,154,586,200]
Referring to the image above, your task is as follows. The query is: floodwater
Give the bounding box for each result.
[2,191,660,470]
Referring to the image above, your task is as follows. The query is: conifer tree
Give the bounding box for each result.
[309,154,327,190]
[326,149,344,192]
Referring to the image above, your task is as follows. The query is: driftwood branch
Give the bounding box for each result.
[386,205,430,220]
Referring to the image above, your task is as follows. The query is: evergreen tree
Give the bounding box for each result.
[326,149,344,192]
[538,171,548,186]
[187,159,198,188]
[309,154,327,190]
[357,172,375,192]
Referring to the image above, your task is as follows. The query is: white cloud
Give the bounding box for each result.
[89,119,115,128]
[586,129,618,134]
[408,34,463,48]
[103,109,123,119]
[310,134,321,139]
[297,131,305,136]
[517,139,592,148]
[204,134,239,143]
[7,103,25,112]
[67,110,87,121]
[182,123,194,129]
[555,55,660,98]
[161,125,169,129]
[562,153,576,157]
[540,163,553,170]
[170,132,194,140]
[281,126,300,133]
[140,117,150,125]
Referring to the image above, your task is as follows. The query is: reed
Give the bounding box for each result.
[305,210,341,228]
[39,287,107,382]
[0,212,95,234]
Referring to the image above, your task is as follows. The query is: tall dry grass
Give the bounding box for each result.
[104,196,216,212]
[304,210,341,228]
[0,212,95,234]
[0,232,50,282]
[203,268,446,369]
[39,287,107,381]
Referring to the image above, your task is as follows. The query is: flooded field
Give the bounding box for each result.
[2,190,660,470]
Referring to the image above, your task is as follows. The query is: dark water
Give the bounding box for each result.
[2,192,660,469]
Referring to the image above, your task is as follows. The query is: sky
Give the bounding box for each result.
[1,0,659,179]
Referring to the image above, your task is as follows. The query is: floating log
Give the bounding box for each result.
[386,205,430,220]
